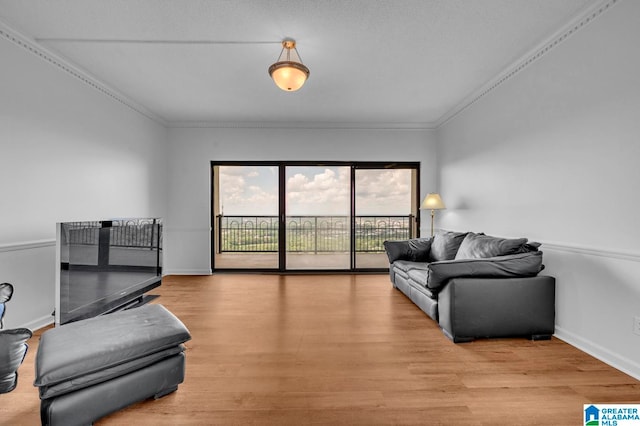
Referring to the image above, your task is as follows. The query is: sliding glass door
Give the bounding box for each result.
[354,168,417,269]
[212,165,279,269]
[212,162,419,272]
[285,166,351,270]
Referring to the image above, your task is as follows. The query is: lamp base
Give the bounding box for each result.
[430,209,435,237]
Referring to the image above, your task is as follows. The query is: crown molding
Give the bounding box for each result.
[0,19,167,126]
[34,38,282,46]
[0,0,619,132]
[434,0,619,128]
[0,15,433,132]
[167,120,436,130]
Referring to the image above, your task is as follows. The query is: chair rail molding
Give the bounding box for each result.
[0,239,55,253]
[541,240,640,263]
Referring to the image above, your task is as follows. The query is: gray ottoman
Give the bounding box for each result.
[34,304,191,426]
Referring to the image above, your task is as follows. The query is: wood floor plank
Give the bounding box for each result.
[2,273,639,425]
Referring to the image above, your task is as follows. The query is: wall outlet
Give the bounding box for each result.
[634,316,640,336]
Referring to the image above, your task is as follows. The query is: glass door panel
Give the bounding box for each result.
[285,166,351,270]
[354,168,416,269]
[213,165,279,269]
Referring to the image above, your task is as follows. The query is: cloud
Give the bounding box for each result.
[355,169,412,213]
[219,167,278,215]
[219,166,413,216]
[286,168,350,215]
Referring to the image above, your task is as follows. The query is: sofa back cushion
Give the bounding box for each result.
[455,232,530,260]
[384,238,432,263]
[429,231,468,262]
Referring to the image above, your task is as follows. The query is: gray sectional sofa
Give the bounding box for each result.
[384,231,556,342]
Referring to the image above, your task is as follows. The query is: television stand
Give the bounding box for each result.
[106,294,160,314]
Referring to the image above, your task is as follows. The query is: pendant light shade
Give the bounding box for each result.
[268,40,310,91]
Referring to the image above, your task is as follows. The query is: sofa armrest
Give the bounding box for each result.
[426,251,543,290]
[438,276,555,342]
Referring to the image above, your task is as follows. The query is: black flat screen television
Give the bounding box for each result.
[55,218,162,326]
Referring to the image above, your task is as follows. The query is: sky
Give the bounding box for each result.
[219,166,412,216]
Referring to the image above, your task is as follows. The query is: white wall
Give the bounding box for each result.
[7,1,638,383]
[0,34,168,329]
[437,0,640,379]
[165,126,437,274]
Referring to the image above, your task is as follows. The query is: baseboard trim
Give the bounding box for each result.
[164,269,212,276]
[20,314,54,332]
[554,326,640,381]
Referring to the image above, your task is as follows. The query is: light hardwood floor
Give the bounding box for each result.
[3,274,640,425]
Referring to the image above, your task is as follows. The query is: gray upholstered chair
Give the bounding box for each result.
[0,282,14,329]
[0,282,33,393]
[0,327,32,393]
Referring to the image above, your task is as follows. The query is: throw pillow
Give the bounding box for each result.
[455,232,529,259]
[384,238,432,263]
[429,231,468,262]
[407,238,433,261]
[384,240,409,263]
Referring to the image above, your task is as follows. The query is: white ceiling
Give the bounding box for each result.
[0,0,599,127]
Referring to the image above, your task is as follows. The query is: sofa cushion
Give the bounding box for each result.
[429,231,468,262]
[408,279,437,300]
[426,251,544,290]
[384,238,432,263]
[0,328,32,393]
[406,268,430,291]
[455,232,529,260]
[392,260,430,274]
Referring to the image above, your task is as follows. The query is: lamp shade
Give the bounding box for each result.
[421,193,446,210]
[269,62,309,91]
[269,40,309,91]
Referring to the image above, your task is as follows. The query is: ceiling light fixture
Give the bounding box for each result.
[268,39,310,92]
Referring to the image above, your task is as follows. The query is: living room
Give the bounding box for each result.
[1,0,639,424]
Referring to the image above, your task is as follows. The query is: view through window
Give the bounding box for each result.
[212,163,418,271]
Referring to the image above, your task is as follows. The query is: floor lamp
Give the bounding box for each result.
[421,193,446,236]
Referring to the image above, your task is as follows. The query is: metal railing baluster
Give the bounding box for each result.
[217,215,413,253]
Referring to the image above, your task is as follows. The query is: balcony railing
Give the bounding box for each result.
[217,215,413,253]
[63,219,162,249]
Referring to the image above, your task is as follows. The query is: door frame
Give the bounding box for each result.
[211,161,421,273]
